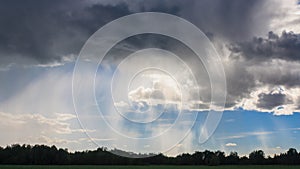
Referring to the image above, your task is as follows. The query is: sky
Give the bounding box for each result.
[1,0,300,157]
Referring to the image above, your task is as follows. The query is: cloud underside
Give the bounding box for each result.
[0,0,300,119]
[226,30,300,115]
[112,33,300,115]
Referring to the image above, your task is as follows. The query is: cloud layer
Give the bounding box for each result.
[1,0,300,156]
[0,0,131,67]
[229,31,300,62]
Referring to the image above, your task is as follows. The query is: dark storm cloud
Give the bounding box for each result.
[0,0,132,66]
[229,31,300,62]
[1,0,299,114]
[224,61,257,108]
[255,69,300,88]
[0,0,270,67]
[113,0,273,109]
[226,30,300,109]
[257,92,292,109]
[129,0,267,41]
[177,0,269,42]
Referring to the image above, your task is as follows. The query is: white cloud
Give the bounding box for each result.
[225,143,237,147]
[36,135,78,145]
[236,85,300,115]
[79,137,116,142]
[218,131,274,140]
[0,111,93,146]
[116,79,212,113]
[128,79,181,105]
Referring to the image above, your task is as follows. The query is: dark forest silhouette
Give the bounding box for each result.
[0,144,300,165]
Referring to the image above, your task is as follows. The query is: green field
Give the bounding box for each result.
[1,166,300,169]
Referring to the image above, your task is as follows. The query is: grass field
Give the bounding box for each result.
[1,166,300,169]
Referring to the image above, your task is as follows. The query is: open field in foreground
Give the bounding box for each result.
[1,166,300,169]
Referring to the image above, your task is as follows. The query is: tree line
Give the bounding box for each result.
[0,144,300,165]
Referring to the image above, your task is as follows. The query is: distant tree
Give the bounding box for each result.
[191,151,205,165]
[239,155,250,165]
[208,154,220,166]
[225,151,239,164]
[285,148,299,165]
[215,151,226,164]
[249,150,265,165]
[202,150,220,166]
[176,153,193,165]
[1,144,300,165]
